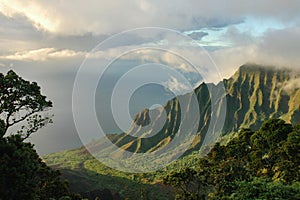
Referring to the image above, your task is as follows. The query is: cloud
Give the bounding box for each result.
[187,32,208,40]
[283,77,300,95]
[84,47,197,73]
[0,1,59,33]
[2,25,299,83]
[163,76,191,94]
[222,26,255,46]
[0,0,299,77]
[210,26,300,78]
[1,0,299,35]
[0,48,85,61]
[0,45,195,75]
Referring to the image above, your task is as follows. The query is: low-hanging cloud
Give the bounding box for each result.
[283,77,300,95]
[0,48,85,61]
[163,76,191,94]
[211,26,300,78]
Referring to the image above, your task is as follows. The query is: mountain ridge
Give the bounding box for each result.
[46,64,300,162]
[44,64,300,199]
[110,64,300,155]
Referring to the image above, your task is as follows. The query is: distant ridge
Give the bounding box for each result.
[110,64,300,154]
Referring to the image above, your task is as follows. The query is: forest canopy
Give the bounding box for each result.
[164,119,300,200]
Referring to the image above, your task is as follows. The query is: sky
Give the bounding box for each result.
[0,0,300,155]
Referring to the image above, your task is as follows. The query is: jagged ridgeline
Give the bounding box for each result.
[107,64,300,154]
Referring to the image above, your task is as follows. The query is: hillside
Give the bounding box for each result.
[44,64,300,199]
[164,118,300,199]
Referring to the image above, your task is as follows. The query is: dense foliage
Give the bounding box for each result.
[0,135,70,199]
[164,119,300,199]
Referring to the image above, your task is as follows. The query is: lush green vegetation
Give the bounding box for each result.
[111,65,300,156]
[2,66,300,200]
[44,119,300,200]
[45,148,174,200]
[164,119,300,199]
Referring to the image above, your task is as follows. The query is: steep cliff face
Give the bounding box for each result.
[43,64,300,197]
[224,64,299,131]
[113,64,300,154]
[113,82,214,153]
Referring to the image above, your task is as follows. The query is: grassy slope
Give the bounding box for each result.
[44,147,174,199]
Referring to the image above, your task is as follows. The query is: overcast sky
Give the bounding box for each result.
[0,0,300,155]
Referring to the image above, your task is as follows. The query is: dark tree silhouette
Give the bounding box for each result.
[0,70,52,139]
[0,70,73,200]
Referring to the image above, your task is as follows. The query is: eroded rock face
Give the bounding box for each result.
[114,64,300,154]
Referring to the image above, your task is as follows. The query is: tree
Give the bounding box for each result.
[163,160,213,200]
[228,178,300,200]
[0,70,74,199]
[0,70,52,139]
[164,118,300,199]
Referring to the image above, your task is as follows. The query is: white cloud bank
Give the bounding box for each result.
[211,26,300,78]
[0,0,299,80]
[1,0,300,35]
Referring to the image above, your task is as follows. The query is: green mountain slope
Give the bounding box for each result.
[111,64,300,155]
[44,64,300,199]
[224,64,300,129]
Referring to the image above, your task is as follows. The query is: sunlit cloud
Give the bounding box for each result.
[1,0,299,35]
[0,48,85,61]
[0,1,59,33]
[163,76,191,94]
